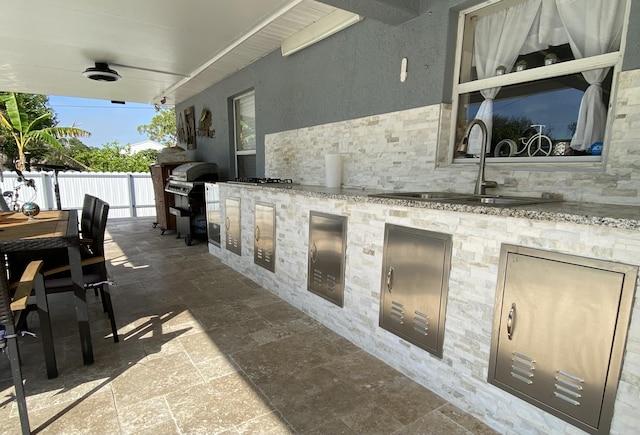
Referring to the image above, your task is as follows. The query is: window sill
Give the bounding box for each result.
[452,155,602,170]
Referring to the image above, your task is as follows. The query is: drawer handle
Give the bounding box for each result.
[225,217,230,231]
[386,266,394,292]
[310,242,317,263]
[507,303,516,340]
[255,225,260,241]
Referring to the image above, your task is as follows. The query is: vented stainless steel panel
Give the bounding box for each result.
[224,197,241,255]
[489,245,637,435]
[307,211,346,307]
[254,202,275,272]
[205,183,220,247]
[379,224,451,358]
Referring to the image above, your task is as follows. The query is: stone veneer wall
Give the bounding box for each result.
[265,69,640,206]
[211,185,640,434]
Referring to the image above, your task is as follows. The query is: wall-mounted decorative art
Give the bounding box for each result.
[183,106,197,149]
[198,108,216,138]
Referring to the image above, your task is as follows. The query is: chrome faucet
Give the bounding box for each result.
[463,119,498,195]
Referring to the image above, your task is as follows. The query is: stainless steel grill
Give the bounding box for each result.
[164,162,218,245]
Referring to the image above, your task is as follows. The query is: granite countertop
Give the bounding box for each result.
[218,183,640,231]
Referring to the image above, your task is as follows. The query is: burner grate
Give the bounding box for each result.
[231,177,294,184]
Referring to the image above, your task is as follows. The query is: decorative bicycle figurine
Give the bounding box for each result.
[494,124,552,157]
[2,169,39,217]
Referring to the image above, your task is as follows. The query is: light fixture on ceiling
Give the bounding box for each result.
[281,9,363,57]
[82,62,121,82]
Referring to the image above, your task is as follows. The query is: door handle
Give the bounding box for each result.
[386,266,394,292]
[255,225,260,241]
[310,242,317,263]
[507,303,516,340]
[225,217,230,231]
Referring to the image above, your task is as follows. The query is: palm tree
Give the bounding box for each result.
[0,92,90,171]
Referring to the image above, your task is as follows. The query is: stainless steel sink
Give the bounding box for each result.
[368,191,472,200]
[368,191,561,207]
[448,195,560,206]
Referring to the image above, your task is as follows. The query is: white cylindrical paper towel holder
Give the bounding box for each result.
[325,154,342,188]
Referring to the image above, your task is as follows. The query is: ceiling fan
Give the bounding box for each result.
[82,62,121,82]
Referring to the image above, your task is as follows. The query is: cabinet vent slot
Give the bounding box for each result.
[512,359,535,371]
[555,384,582,398]
[512,351,535,363]
[511,352,536,384]
[512,366,533,378]
[257,248,263,259]
[327,274,336,292]
[555,376,583,390]
[264,251,271,263]
[554,370,583,406]
[511,372,533,385]
[556,370,584,384]
[313,269,323,285]
[553,392,581,406]
[413,311,429,335]
[391,301,404,324]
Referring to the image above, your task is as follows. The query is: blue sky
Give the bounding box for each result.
[47,96,157,148]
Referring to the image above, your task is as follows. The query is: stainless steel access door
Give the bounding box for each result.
[307,211,347,307]
[379,224,451,358]
[205,183,220,247]
[254,202,275,271]
[489,245,637,434]
[224,197,241,255]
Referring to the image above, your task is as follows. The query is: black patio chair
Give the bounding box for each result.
[42,197,119,343]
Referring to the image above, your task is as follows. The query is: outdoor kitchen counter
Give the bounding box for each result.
[213,182,640,434]
[218,182,640,230]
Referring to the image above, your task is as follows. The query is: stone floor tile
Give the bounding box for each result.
[29,387,120,434]
[232,329,356,386]
[235,410,295,434]
[339,403,405,434]
[302,418,359,435]
[117,396,174,433]
[438,403,499,435]
[258,366,370,432]
[110,351,203,408]
[393,409,469,435]
[166,372,274,434]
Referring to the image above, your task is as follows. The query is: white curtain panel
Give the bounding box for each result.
[556,0,625,151]
[522,0,569,52]
[468,0,542,155]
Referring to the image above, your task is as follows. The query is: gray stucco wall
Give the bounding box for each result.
[178,0,639,179]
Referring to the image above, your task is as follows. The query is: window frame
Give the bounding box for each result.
[448,0,631,168]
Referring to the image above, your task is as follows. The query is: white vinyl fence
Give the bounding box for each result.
[0,171,155,219]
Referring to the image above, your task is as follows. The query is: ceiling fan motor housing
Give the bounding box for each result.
[83,62,121,82]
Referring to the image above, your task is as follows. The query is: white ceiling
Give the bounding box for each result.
[0,0,337,106]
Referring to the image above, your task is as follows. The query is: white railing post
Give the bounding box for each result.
[128,173,137,217]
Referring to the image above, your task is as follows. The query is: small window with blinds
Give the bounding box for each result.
[232,90,256,177]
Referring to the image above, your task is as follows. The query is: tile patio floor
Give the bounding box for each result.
[1,217,497,434]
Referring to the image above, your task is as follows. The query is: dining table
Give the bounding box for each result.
[0,209,94,371]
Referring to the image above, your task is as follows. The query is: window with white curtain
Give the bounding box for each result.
[232,90,256,178]
[451,0,629,162]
